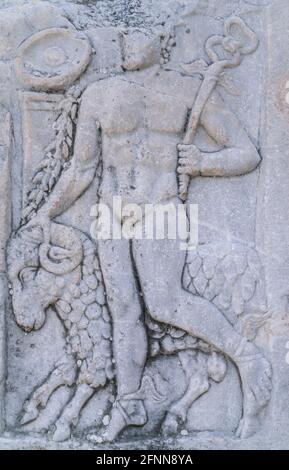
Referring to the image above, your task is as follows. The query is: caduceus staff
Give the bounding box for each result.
[178,16,259,201]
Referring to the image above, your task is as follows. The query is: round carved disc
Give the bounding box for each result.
[15,28,92,91]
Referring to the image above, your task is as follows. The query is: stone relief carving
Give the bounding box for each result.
[15,28,91,91]
[20,88,82,223]
[177,15,259,201]
[0,0,283,450]
[8,222,227,442]
[0,106,12,435]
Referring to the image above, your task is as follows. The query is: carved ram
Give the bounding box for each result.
[7,222,227,442]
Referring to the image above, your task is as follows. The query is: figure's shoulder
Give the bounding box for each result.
[82,75,131,102]
[155,69,201,104]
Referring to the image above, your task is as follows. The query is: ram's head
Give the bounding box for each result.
[7,222,83,332]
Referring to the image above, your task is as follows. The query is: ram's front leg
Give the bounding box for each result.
[20,359,76,425]
[53,383,95,442]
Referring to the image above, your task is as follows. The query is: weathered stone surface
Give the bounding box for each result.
[0,0,288,450]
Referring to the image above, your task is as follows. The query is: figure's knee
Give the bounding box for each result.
[107,286,142,322]
[146,303,169,324]
[144,291,178,324]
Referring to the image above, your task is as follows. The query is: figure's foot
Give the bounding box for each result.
[236,344,272,438]
[88,399,147,443]
[52,418,72,442]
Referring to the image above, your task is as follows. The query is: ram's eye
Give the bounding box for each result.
[19,267,37,285]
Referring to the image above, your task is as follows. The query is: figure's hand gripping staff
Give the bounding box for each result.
[178,16,259,202]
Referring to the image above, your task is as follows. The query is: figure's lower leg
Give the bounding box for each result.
[132,235,272,439]
[149,292,271,437]
[97,239,148,442]
[102,315,148,442]
[113,314,147,397]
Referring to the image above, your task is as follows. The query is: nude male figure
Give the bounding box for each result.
[30,30,272,440]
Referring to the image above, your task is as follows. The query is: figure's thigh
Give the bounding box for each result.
[132,237,186,310]
[98,239,140,318]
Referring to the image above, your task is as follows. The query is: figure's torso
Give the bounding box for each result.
[89,69,201,205]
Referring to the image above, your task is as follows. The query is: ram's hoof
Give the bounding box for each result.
[52,419,72,442]
[20,402,39,425]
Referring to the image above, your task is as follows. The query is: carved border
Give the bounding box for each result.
[0,107,12,433]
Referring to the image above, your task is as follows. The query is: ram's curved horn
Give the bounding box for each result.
[39,223,83,275]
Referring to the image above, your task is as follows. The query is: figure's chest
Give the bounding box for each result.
[99,78,195,135]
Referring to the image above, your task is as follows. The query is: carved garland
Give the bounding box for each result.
[21,86,82,225]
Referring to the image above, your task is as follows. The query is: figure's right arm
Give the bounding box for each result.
[38,85,101,219]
